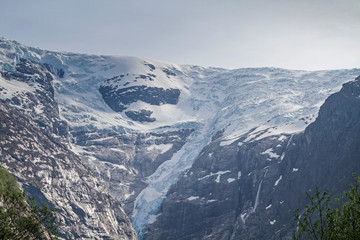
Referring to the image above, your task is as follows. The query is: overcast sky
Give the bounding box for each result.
[1,0,359,70]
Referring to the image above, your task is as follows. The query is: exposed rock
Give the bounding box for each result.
[125,110,156,122]
[162,68,176,77]
[99,84,180,113]
[144,76,360,239]
[70,127,194,215]
[0,59,137,239]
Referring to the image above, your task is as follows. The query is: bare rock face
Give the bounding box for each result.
[144,76,360,239]
[99,84,181,113]
[0,59,137,240]
[99,76,181,122]
[70,127,193,216]
[1,58,68,138]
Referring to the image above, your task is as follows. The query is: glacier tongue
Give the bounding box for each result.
[131,69,225,238]
[132,122,214,238]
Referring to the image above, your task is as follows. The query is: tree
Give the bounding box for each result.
[0,166,60,239]
[293,175,360,240]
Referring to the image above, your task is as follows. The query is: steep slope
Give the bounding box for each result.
[143,76,360,239]
[0,58,136,239]
[1,37,360,239]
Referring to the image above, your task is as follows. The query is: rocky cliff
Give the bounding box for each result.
[0,59,137,239]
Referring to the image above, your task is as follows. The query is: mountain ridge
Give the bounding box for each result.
[1,37,360,239]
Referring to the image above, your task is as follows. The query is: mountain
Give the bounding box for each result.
[0,57,136,239]
[143,76,360,239]
[0,37,360,239]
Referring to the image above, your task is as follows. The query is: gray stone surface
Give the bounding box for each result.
[0,60,137,240]
[144,76,360,240]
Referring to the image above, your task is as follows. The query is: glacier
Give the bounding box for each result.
[1,37,360,238]
[129,66,360,238]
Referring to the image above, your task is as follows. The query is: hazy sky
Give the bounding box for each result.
[1,0,359,70]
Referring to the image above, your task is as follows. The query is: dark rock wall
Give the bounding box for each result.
[144,76,360,240]
[99,84,180,112]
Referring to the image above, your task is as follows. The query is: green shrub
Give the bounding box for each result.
[294,175,360,240]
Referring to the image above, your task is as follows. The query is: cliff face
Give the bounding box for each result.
[0,59,137,239]
[144,76,360,239]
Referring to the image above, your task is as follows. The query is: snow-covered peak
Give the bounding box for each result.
[0,38,194,130]
[1,37,360,137]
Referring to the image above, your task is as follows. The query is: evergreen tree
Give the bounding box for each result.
[0,166,60,239]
